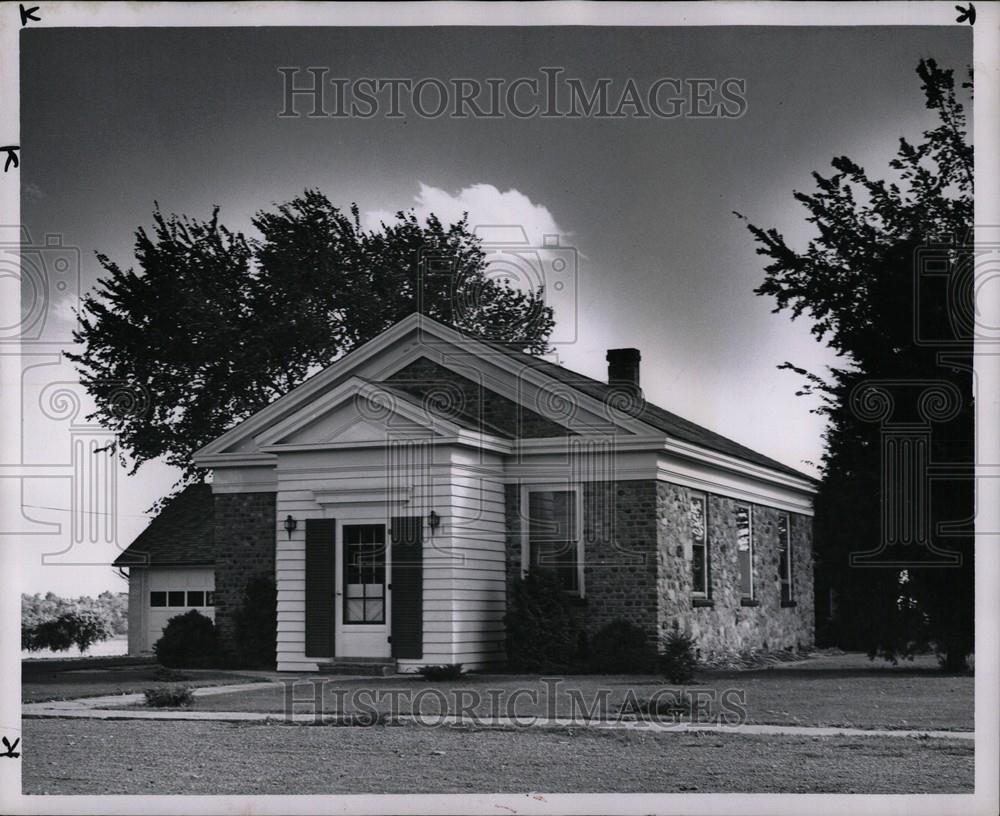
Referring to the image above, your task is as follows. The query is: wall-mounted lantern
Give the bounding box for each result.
[283,514,298,539]
[427,510,440,531]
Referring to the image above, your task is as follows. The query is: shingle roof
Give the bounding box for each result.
[475,337,815,481]
[374,380,517,438]
[112,484,215,568]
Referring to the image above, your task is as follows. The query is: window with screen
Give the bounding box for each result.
[526,487,581,595]
[690,494,708,596]
[778,513,793,603]
[736,504,754,599]
[343,524,386,623]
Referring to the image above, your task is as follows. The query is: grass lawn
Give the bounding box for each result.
[152,654,973,732]
[22,718,973,794]
[22,664,270,703]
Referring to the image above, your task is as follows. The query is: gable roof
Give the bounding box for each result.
[194,313,814,484]
[374,380,516,439]
[473,336,814,481]
[112,484,214,568]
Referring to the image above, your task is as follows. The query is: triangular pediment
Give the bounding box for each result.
[194,314,660,463]
[253,378,460,450]
[271,398,438,447]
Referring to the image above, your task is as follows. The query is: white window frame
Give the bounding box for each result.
[690,492,709,597]
[520,483,585,598]
[778,512,793,602]
[736,502,754,600]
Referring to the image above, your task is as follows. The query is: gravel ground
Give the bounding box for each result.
[22,718,973,794]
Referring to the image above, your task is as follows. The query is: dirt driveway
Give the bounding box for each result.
[22,718,973,795]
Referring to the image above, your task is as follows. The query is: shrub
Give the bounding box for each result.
[504,571,581,672]
[144,686,194,707]
[418,663,464,681]
[22,610,113,654]
[589,619,657,673]
[233,573,277,668]
[153,610,222,668]
[618,691,692,719]
[660,629,699,684]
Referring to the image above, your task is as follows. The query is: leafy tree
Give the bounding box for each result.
[22,591,129,636]
[68,190,555,485]
[23,610,114,654]
[739,59,974,671]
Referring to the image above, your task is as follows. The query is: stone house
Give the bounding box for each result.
[114,313,816,669]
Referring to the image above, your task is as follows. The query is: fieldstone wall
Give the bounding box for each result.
[213,491,277,655]
[385,357,574,438]
[581,480,659,640]
[504,480,660,648]
[504,479,814,664]
[656,482,814,659]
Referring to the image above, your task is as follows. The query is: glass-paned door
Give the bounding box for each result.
[342,524,386,624]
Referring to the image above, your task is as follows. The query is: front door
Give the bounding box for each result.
[335,523,391,658]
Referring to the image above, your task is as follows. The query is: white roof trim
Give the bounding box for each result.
[250,376,465,448]
[194,313,426,458]
[194,313,660,460]
[192,314,816,494]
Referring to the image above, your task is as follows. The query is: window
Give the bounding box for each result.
[343,524,386,623]
[523,486,583,596]
[736,504,753,599]
[151,589,214,608]
[690,494,708,596]
[778,513,793,603]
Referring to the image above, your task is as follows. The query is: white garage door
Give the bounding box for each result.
[143,567,216,653]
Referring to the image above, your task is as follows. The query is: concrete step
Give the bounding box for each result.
[316,659,396,676]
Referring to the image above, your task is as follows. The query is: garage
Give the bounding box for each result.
[113,485,216,656]
[128,566,216,653]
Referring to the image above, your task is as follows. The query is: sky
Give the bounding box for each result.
[16,24,972,596]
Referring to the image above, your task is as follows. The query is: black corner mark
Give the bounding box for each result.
[1,146,19,172]
[955,3,976,25]
[19,4,41,26]
[1,736,20,759]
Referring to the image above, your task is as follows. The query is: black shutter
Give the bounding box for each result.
[390,516,423,659]
[305,518,336,658]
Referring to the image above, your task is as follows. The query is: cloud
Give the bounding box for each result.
[363,182,569,248]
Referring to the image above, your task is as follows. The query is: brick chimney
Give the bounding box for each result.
[606,348,641,391]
